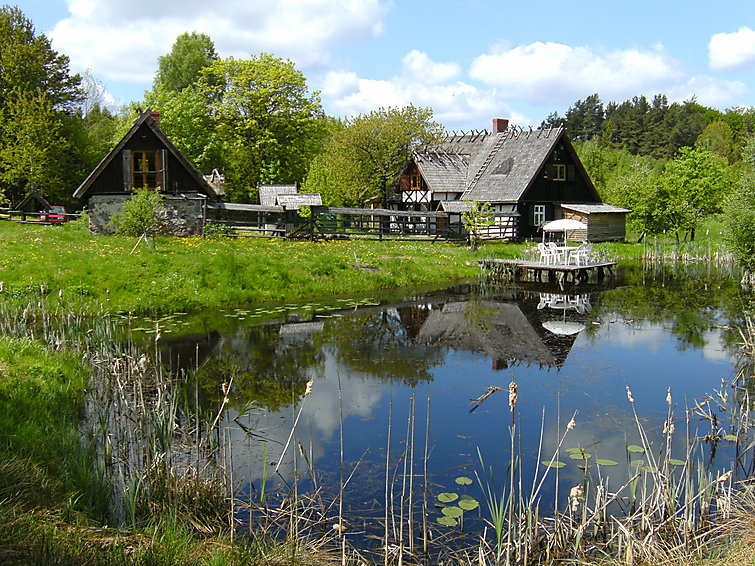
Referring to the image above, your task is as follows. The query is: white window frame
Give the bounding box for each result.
[533,204,546,227]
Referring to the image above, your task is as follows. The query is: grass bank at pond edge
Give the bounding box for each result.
[0,336,342,565]
[0,221,529,314]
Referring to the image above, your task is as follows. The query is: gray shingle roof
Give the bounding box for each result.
[412,127,565,204]
[560,203,631,214]
[259,184,297,207]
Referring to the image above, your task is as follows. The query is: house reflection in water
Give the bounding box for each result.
[414,292,591,370]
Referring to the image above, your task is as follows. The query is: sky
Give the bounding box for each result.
[14,0,755,131]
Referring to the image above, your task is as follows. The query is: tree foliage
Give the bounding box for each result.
[303,105,444,206]
[146,47,327,202]
[724,137,755,270]
[0,90,72,205]
[155,32,218,93]
[0,6,82,205]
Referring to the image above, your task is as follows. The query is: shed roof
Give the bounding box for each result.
[259,184,297,207]
[277,193,322,210]
[561,203,632,214]
[16,190,51,212]
[73,110,219,199]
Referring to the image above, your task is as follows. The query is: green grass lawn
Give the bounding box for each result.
[0,220,531,314]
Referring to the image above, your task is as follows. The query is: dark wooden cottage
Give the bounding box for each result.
[73,110,222,235]
[398,118,629,241]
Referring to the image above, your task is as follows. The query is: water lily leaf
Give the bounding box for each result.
[668,459,686,466]
[724,435,738,442]
[442,506,463,518]
[641,466,658,473]
[568,452,592,460]
[458,498,479,511]
[595,459,619,466]
[627,445,645,453]
[629,459,645,468]
[565,447,582,454]
[541,460,566,468]
[455,476,473,486]
[437,515,458,527]
[437,492,458,503]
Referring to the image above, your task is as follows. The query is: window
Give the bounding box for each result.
[409,174,426,190]
[533,204,546,227]
[133,150,158,189]
[553,164,566,181]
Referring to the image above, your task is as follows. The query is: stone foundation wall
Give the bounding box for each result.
[87,194,206,236]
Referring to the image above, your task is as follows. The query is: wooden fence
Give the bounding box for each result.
[205,203,518,241]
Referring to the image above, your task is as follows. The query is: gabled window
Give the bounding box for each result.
[553,164,566,181]
[122,149,167,191]
[133,150,158,188]
[409,174,426,190]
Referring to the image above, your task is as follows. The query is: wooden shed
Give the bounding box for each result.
[557,203,631,242]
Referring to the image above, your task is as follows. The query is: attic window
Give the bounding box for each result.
[544,164,566,181]
[133,150,158,189]
[553,164,566,181]
[409,174,426,190]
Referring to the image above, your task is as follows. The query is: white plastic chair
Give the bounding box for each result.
[537,243,553,264]
[546,242,563,264]
[568,243,592,266]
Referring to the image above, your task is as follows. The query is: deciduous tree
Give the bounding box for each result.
[155,32,218,93]
[303,105,443,206]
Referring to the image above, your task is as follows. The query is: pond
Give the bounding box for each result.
[125,260,752,542]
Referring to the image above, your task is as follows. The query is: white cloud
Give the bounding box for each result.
[666,75,748,109]
[469,41,685,105]
[320,66,508,129]
[402,50,461,84]
[51,0,390,83]
[709,27,755,70]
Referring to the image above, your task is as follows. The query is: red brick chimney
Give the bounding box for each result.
[492,118,509,134]
[150,111,161,127]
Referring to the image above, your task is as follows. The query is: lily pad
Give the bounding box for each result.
[541,460,566,468]
[568,452,592,460]
[455,476,473,486]
[641,465,659,473]
[442,506,463,518]
[724,434,738,442]
[668,459,687,466]
[595,459,619,466]
[565,447,582,454]
[437,492,458,503]
[458,498,479,511]
[627,445,645,453]
[437,515,458,527]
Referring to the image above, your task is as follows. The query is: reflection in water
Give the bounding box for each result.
[141,263,745,537]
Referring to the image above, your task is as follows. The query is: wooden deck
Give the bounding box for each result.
[479,258,617,286]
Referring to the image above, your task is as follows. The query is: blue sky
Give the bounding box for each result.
[15,0,755,130]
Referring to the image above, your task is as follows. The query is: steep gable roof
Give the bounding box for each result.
[73,110,218,199]
[411,126,600,204]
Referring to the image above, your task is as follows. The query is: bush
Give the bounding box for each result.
[110,189,165,237]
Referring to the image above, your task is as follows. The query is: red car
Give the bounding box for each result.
[40,206,67,223]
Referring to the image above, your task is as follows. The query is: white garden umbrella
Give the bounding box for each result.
[541,218,587,245]
[542,320,586,336]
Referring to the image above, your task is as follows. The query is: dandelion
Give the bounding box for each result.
[626,385,634,404]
